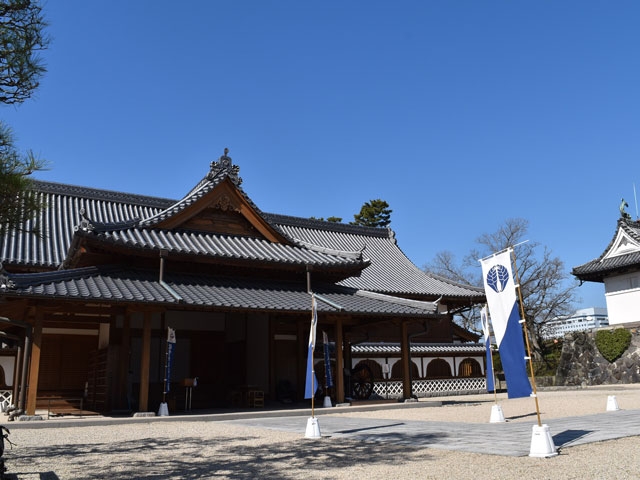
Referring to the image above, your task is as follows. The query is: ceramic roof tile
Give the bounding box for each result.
[2,267,438,316]
[266,213,484,299]
[2,168,482,302]
[83,228,364,269]
[351,342,485,354]
[573,218,640,280]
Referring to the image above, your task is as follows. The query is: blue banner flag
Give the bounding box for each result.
[480,250,532,399]
[304,295,318,399]
[166,327,176,392]
[322,330,333,389]
[481,306,495,393]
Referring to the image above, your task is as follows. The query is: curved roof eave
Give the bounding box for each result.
[1,267,441,317]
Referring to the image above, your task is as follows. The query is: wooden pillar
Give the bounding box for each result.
[268,316,276,400]
[12,343,22,410]
[335,317,344,403]
[117,314,131,410]
[400,320,411,400]
[26,310,44,415]
[344,339,352,399]
[138,312,152,412]
[297,320,305,401]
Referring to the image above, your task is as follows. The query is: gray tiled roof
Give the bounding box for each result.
[573,218,640,281]
[73,227,366,270]
[0,180,171,268]
[351,342,485,355]
[2,267,438,316]
[1,166,482,302]
[267,213,485,300]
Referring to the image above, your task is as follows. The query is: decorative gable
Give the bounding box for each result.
[602,227,640,260]
[145,150,288,243]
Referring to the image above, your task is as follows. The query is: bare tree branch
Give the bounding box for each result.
[425,217,578,356]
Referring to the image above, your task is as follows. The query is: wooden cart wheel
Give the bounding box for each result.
[351,363,374,400]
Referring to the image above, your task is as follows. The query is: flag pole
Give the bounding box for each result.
[488,339,498,405]
[162,333,169,404]
[310,293,316,418]
[483,305,504,423]
[478,240,530,263]
[304,292,322,438]
[510,249,542,427]
[482,305,498,403]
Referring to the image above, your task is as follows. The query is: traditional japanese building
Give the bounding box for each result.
[0,151,485,416]
[573,205,640,326]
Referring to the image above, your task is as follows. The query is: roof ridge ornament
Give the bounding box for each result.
[208,148,242,185]
[0,263,15,290]
[620,198,632,222]
[76,207,95,232]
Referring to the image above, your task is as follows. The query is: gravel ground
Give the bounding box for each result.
[1,385,639,479]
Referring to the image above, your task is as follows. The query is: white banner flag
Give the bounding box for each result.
[480,249,532,398]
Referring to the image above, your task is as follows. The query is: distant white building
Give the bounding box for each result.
[542,307,609,340]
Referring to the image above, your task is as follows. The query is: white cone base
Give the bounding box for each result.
[606,395,620,411]
[323,396,333,408]
[489,404,505,423]
[157,402,169,417]
[305,416,321,438]
[529,424,557,457]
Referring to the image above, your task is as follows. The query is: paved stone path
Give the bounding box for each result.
[227,409,640,457]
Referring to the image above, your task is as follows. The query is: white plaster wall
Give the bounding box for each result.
[424,357,454,375]
[0,357,13,387]
[356,358,422,377]
[605,289,640,324]
[605,273,640,324]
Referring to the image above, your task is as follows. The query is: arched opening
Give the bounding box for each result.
[354,359,383,380]
[391,360,418,380]
[425,358,452,378]
[458,358,482,377]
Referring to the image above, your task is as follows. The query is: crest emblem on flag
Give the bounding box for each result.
[486,264,510,293]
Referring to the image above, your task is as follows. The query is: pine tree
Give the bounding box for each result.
[0,1,49,237]
[351,199,392,228]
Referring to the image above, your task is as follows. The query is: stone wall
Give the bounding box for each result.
[556,327,640,386]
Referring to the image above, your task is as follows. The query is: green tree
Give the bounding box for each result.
[0,124,45,236]
[0,0,49,237]
[310,216,343,223]
[425,218,578,362]
[351,199,392,228]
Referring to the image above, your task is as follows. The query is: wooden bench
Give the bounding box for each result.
[36,397,98,419]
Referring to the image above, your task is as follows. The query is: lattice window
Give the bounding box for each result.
[0,390,12,411]
[372,378,486,399]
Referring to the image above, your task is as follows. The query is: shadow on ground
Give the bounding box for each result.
[3,433,435,479]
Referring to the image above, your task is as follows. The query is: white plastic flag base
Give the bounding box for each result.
[529,424,557,457]
[323,396,333,408]
[305,416,321,438]
[489,404,505,423]
[157,402,169,417]
[606,395,620,411]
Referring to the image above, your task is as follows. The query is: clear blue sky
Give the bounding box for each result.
[4,1,640,310]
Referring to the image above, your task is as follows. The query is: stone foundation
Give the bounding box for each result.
[556,327,640,386]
